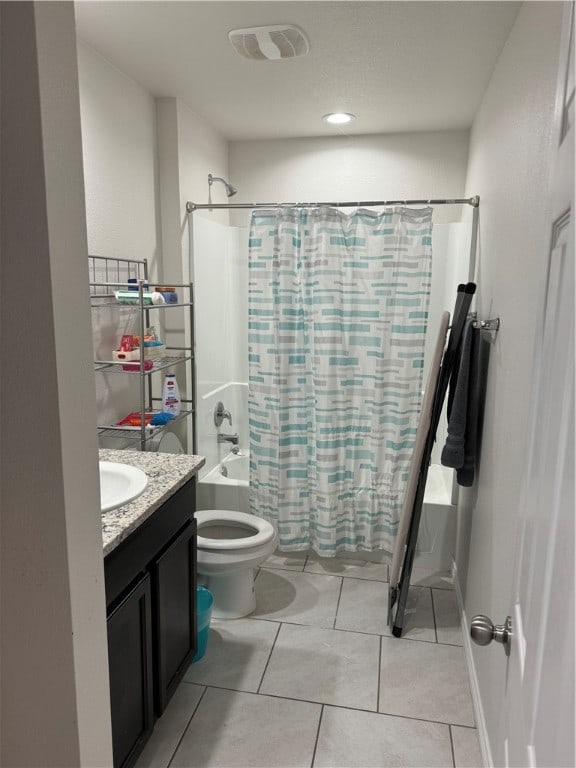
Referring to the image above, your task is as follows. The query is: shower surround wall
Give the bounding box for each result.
[193,217,249,474]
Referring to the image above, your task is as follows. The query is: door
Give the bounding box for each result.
[502,5,574,766]
[107,573,154,768]
[153,519,197,715]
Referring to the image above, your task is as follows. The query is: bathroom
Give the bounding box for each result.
[1,3,573,768]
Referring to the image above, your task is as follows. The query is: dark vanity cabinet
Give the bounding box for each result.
[104,478,197,768]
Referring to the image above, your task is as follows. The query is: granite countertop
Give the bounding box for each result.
[100,448,205,556]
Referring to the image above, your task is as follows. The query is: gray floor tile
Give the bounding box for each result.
[183,618,279,692]
[452,726,484,767]
[433,587,464,645]
[253,569,342,628]
[387,585,437,642]
[261,550,308,572]
[335,578,391,635]
[379,637,475,726]
[260,623,380,710]
[171,687,321,767]
[411,566,454,590]
[314,705,454,768]
[134,683,204,768]
[305,553,389,581]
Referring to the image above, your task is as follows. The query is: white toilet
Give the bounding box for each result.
[195,509,277,619]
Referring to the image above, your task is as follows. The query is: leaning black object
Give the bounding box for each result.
[388,282,476,637]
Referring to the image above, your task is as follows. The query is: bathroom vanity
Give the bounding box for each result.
[101,449,204,768]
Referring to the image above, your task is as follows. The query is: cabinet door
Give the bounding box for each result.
[107,573,154,768]
[153,520,197,715]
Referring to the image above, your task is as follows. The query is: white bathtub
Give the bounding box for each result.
[196,454,456,570]
[197,451,250,513]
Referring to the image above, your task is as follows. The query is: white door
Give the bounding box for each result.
[502,5,574,766]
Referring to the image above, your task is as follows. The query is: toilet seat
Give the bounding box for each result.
[196,509,275,550]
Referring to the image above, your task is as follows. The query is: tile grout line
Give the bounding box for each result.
[264,564,391,583]
[256,620,282,694]
[166,684,208,768]
[332,577,345,629]
[377,634,383,712]
[250,614,461,647]
[195,680,471,730]
[265,558,456,591]
[449,724,457,768]
[430,586,439,643]
[261,565,307,575]
[310,704,324,768]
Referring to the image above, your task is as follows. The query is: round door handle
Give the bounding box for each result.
[470,614,512,655]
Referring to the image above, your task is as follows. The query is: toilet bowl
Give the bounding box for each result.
[195,509,277,619]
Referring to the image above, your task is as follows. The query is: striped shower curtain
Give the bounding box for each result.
[248,206,432,556]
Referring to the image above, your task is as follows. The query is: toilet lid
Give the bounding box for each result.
[155,432,184,454]
[196,509,276,550]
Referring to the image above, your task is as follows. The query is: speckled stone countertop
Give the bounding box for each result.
[100,449,205,556]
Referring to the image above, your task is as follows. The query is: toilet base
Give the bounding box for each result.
[202,567,256,619]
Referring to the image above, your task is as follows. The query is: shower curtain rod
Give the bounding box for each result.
[186,195,479,213]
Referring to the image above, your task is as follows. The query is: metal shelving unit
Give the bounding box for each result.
[89,255,196,452]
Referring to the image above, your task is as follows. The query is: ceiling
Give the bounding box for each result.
[74,1,521,141]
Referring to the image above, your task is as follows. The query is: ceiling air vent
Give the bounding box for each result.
[228,25,309,61]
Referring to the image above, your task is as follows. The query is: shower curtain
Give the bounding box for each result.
[248,206,432,556]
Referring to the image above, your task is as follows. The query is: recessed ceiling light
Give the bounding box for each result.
[323,112,356,125]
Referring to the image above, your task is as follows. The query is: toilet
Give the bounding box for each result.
[195,509,277,619]
[150,432,276,618]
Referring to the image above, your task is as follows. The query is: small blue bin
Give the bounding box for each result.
[192,586,213,662]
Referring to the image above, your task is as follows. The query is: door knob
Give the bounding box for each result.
[470,614,512,655]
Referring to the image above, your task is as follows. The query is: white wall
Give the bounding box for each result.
[78,40,161,268]
[1,3,112,765]
[78,52,231,451]
[157,97,231,283]
[156,98,230,450]
[178,100,230,228]
[229,130,470,226]
[78,40,162,438]
[458,3,563,764]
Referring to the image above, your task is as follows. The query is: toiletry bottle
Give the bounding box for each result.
[162,374,181,416]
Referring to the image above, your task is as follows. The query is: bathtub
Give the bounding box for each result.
[197,451,250,514]
[196,454,456,570]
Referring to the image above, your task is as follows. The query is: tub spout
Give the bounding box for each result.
[218,433,239,445]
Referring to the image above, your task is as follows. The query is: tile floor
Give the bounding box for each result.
[136,553,483,768]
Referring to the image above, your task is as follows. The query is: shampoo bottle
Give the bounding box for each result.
[162,374,181,416]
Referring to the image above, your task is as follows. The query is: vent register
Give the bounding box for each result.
[228,25,309,61]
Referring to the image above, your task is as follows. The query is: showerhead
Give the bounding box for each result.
[208,173,238,198]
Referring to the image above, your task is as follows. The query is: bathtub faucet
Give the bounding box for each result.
[218,433,239,445]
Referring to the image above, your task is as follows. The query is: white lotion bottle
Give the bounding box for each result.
[162,374,181,416]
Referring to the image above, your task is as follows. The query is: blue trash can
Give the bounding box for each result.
[192,586,213,662]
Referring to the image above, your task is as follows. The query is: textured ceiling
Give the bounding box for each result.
[74,1,521,140]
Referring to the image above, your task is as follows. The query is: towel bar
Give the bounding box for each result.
[472,317,500,332]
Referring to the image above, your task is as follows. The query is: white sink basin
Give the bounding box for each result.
[99,461,148,512]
